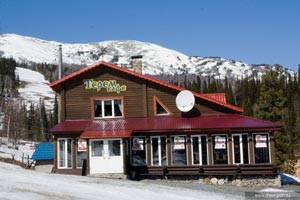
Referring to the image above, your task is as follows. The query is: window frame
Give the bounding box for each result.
[212,134,229,165]
[153,96,173,116]
[170,135,188,166]
[91,96,124,119]
[57,138,72,169]
[232,134,249,164]
[253,133,271,164]
[130,136,147,166]
[191,135,208,165]
[150,136,167,166]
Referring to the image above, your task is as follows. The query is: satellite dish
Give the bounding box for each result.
[176,90,195,112]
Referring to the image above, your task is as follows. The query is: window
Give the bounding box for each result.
[151,136,167,166]
[93,98,123,118]
[212,135,228,165]
[232,134,249,164]
[153,96,172,116]
[76,139,87,168]
[91,140,103,157]
[192,136,208,165]
[171,136,187,165]
[108,140,121,156]
[253,133,270,163]
[58,138,72,168]
[131,137,146,166]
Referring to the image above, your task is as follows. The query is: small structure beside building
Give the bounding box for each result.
[31,142,54,173]
[49,60,282,182]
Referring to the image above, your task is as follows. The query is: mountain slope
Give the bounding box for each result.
[0,33,281,79]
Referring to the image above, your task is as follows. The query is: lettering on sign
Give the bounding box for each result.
[83,79,127,93]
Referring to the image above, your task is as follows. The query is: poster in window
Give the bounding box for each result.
[255,135,267,148]
[174,136,185,150]
[214,136,226,149]
[78,139,87,152]
[132,137,144,151]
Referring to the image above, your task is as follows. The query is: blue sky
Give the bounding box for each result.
[0,0,299,70]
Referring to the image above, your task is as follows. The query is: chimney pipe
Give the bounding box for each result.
[58,45,63,79]
[131,55,143,74]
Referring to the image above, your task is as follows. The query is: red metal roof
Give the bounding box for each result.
[49,61,243,113]
[202,93,226,103]
[50,114,282,138]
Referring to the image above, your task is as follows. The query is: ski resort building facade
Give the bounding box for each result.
[49,60,281,178]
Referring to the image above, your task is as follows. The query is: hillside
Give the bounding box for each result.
[0,33,280,79]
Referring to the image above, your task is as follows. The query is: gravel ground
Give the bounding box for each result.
[140,179,300,198]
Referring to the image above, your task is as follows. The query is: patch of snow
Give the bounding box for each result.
[0,162,240,200]
[16,67,55,110]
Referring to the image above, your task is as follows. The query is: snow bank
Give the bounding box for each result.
[0,162,240,200]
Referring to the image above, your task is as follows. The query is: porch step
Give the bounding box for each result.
[89,173,128,179]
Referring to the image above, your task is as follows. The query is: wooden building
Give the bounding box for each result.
[49,60,282,178]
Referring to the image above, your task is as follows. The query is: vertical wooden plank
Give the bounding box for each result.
[146,136,151,165]
[60,88,66,121]
[228,134,233,165]
[248,133,254,164]
[269,132,276,164]
[86,139,90,175]
[187,135,192,166]
[167,135,171,166]
[207,135,212,165]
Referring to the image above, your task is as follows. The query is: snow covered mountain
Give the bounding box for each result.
[0,33,279,79]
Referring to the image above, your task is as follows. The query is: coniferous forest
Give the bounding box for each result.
[0,55,299,172]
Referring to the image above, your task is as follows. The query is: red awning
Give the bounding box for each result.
[50,114,282,137]
[80,130,132,139]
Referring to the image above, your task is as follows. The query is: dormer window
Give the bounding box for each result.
[153,96,172,116]
[93,97,123,118]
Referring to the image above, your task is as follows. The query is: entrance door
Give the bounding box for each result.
[89,139,123,174]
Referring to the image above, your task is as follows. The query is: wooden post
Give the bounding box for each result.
[207,135,212,165]
[146,136,151,165]
[187,135,192,166]
[228,134,233,165]
[248,133,254,164]
[86,139,90,175]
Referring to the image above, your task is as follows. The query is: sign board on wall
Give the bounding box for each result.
[214,136,226,149]
[78,139,87,152]
[174,136,185,150]
[83,79,127,94]
[132,137,144,151]
[255,135,267,148]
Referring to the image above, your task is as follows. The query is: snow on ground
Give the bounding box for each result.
[0,162,241,200]
[16,67,55,110]
[0,137,35,162]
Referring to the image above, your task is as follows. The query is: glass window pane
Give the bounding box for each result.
[171,136,187,165]
[131,137,146,166]
[94,100,102,117]
[242,135,249,164]
[114,99,122,117]
[104,100,112,117]
[156,101,168,115]
[92,141,103,157]
[161,137,167,166]
[212,135,228,165]
[233,135,241,164]
[254,134,269,163]
[109,140,121,156]
[59,140,65,168]
[152,138,159,165]
[201,136,208,165]
[192,137,200,165]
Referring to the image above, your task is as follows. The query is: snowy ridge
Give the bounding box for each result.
[0,33,283,79]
